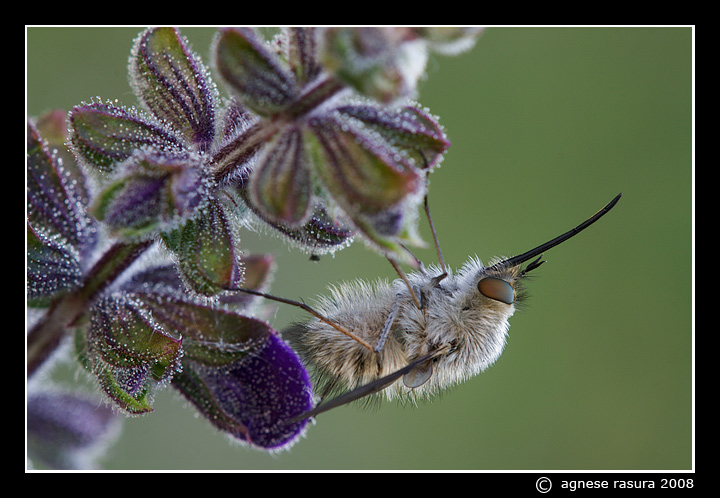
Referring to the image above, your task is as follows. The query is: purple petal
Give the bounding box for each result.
[197,334,313,450]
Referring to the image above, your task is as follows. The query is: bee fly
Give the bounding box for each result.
[232,192,621,423]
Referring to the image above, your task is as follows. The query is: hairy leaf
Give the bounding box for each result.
[284,27,321,84]
[27,223,83,307]
[87,296,183,414]
[213,27,298,116]
[130,27,217,151]
[305,114,423,214]
[336,104,449,169]
[249,125,313,226]
[27,121,96,254]
[162,196,243,296]
[69,102,183,174]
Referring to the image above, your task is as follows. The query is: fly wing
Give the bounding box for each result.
[402,358,433,388]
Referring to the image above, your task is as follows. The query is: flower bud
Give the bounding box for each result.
[173,326,314,451]
[161,196,244,296]
[126,286,314,451]
[86,296,183,414]
[92,149,207,239]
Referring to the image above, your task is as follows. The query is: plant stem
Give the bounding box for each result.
[210,74,346,184]
[27,240,153,377]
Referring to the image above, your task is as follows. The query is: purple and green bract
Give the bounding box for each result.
[28,26,319,452]
[28,27,484,462]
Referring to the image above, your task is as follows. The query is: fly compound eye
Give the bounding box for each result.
[477,277,514,305]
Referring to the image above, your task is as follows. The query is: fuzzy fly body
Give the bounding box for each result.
[284,256,524,404]
[232,193,621,422]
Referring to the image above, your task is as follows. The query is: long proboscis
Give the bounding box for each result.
[487,193,622,272]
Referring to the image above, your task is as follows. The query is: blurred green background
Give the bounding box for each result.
[26,27,692,470]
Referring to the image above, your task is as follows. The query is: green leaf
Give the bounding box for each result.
[303,116,427,262]
[132,292,269,367]
[284,27,321,84]
[336,105,450,169]
[96,369,154,414]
